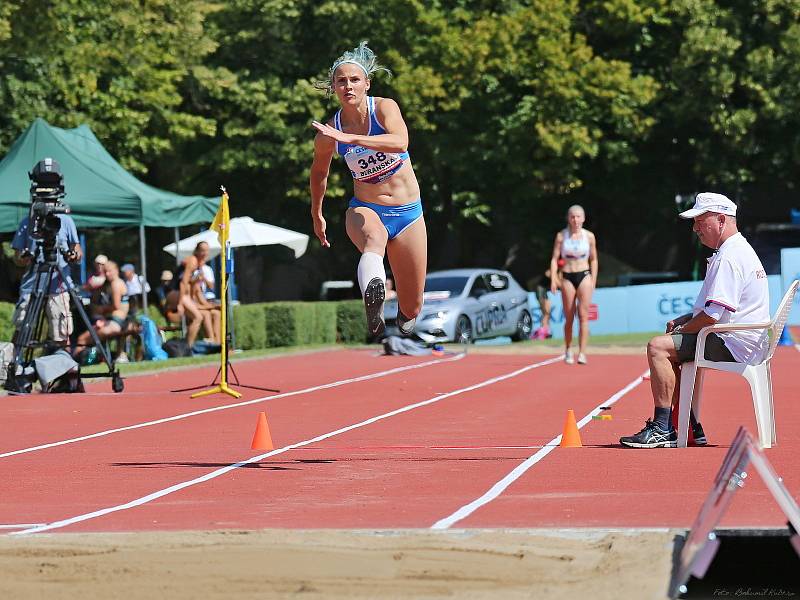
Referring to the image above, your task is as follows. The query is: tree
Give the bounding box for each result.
[0,0,218,174]
[177,0,658,293]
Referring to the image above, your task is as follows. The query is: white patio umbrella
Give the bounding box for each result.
[162,216,309,260]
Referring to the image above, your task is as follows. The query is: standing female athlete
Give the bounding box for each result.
[550,205,598,364]
[309,41,426,338]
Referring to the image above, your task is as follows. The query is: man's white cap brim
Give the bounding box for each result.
[678,192,737,219]
[679,208,706,219]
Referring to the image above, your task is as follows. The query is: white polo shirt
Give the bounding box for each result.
[692,232,770,364]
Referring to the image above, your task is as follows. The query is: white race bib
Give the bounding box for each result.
[344,146,405,184]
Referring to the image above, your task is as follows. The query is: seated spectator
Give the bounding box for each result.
[161,286,204,352]
[74,261,130,360]
[83,254,108,293]
[191,271,221,343]
[155,270,174,311]
[120,263,150,313]
[200,263,217,301]
[177,242,218,348]
[164,289,180,322]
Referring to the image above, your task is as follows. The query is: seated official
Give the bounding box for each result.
[620,193,770,449]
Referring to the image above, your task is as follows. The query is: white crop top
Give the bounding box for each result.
[560,229,590,261]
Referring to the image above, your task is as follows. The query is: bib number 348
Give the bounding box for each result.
[357,152,388,170]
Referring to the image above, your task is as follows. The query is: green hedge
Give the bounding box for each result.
[232,299,365,347]
[262,301,341,347]
[336,300,366,344]
[0,299,365,347]
[311,302,338,345]
[233,303,267,350]
[0,301,14,342]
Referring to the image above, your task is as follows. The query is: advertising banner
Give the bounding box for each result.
[780,248,800,325]
[529,275,783,339]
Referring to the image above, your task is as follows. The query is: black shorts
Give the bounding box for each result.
[561,270,591,289]
[672,332,736,363]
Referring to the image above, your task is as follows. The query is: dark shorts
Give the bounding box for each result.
[672,332,736,363]
[561,270,591,289]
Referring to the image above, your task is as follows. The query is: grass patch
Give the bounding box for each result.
[518,331,659,348]
[81,343,335,377]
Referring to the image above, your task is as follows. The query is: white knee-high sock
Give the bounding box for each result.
[357,252,386,295]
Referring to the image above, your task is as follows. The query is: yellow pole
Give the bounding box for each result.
[192,189,241,399]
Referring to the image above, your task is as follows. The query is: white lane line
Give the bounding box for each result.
[295,445,546,451]
[0,524,45,529]
[0,354,466,460]
[431,369,650,530]
[11,356,563,535]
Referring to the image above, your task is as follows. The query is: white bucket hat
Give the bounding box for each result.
[679,192,737,219]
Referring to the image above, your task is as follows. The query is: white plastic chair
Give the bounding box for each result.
[677,279,799,449]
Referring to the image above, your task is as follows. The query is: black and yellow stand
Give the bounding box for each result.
[174,187,278,398]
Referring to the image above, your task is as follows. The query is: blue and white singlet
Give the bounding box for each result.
[334,97,410,184]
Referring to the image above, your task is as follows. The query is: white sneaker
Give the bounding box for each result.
[564,350,574,365]
[577,353,587,365]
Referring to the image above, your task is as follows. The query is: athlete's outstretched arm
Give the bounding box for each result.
[309,132,335,248]
[312,98,408,153]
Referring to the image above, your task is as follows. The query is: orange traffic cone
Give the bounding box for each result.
[560,409,582,448]
[251,411,274,451]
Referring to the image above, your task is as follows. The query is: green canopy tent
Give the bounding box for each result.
[0,118,220,309]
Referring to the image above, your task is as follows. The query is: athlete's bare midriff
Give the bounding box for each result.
[561,257,591,273]
[352,160,420,206]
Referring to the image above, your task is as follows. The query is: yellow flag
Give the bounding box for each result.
[210,192,230,245]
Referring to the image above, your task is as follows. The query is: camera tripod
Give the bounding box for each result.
[6,244,123,393]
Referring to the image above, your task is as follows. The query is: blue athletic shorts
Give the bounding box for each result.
[348,197,423,240]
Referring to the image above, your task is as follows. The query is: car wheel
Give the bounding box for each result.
[512,309,532,341]
[454,315,473,344]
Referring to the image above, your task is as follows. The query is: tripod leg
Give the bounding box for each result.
[226,362,279,393]
[6,264,61,392]
[12,265,51,366]
[65,275,115,369]
[172,365,223,392]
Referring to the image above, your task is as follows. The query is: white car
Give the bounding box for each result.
[384,269,532,343]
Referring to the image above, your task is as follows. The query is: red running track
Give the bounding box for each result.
[1,348,798,533]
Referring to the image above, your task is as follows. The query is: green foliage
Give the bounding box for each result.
[233,303,267,350]
[1,0,800,285]
[0,0,218,174]
[310,301,338,345]
[335,300,366,344]
[262,301,341,347]
[0,299,347,350]
[263,303,296,347]
[0,301,14,342]
[146,305,168,329]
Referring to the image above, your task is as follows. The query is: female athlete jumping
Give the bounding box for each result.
[309,41,426,338]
